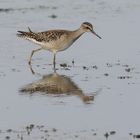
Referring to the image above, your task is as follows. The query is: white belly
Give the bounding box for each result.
[42,38,74,53]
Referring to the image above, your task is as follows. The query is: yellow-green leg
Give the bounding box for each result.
[53,53,56,70]
[28,48,42,65]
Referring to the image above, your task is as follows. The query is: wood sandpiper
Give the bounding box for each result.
[17,22,101,68]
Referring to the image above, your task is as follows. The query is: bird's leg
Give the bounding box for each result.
[29,64,35,74]
[28,48,42,65]
[53,53,56,70]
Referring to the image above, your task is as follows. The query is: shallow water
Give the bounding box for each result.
[0,0,140,139]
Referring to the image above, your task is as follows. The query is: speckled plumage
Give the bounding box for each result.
[17,22,101,68]
[17,30,69,42]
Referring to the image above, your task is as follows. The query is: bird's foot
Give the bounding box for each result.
[28,61,31,65]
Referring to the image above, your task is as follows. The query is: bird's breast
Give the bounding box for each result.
[41,31,82,52]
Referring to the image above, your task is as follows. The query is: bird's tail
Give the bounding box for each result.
[17,27,35,39]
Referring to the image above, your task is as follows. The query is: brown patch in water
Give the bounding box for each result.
[118,76,132,79]
[125,68,131,72]
[92,65,98,69]
[133,134,140,139]
[104,73,109,76]
[20,72,95,103]
[110,131,116,135]
[104,132,109,139]
[49,14,57,19]
[83,66,89,70]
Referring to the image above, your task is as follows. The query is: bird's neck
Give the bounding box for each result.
[71,28,85,42]
[74,27,85,37]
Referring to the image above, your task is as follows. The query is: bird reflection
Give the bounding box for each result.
[20,72,94,103]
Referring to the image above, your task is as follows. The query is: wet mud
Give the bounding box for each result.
[0,0,140,140]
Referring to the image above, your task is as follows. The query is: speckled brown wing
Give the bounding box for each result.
[36,30,69,42]
[17,30,68,43]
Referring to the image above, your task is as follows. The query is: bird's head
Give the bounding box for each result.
[81,22,102,39]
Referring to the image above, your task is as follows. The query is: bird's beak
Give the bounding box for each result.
[91,30,102,39]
